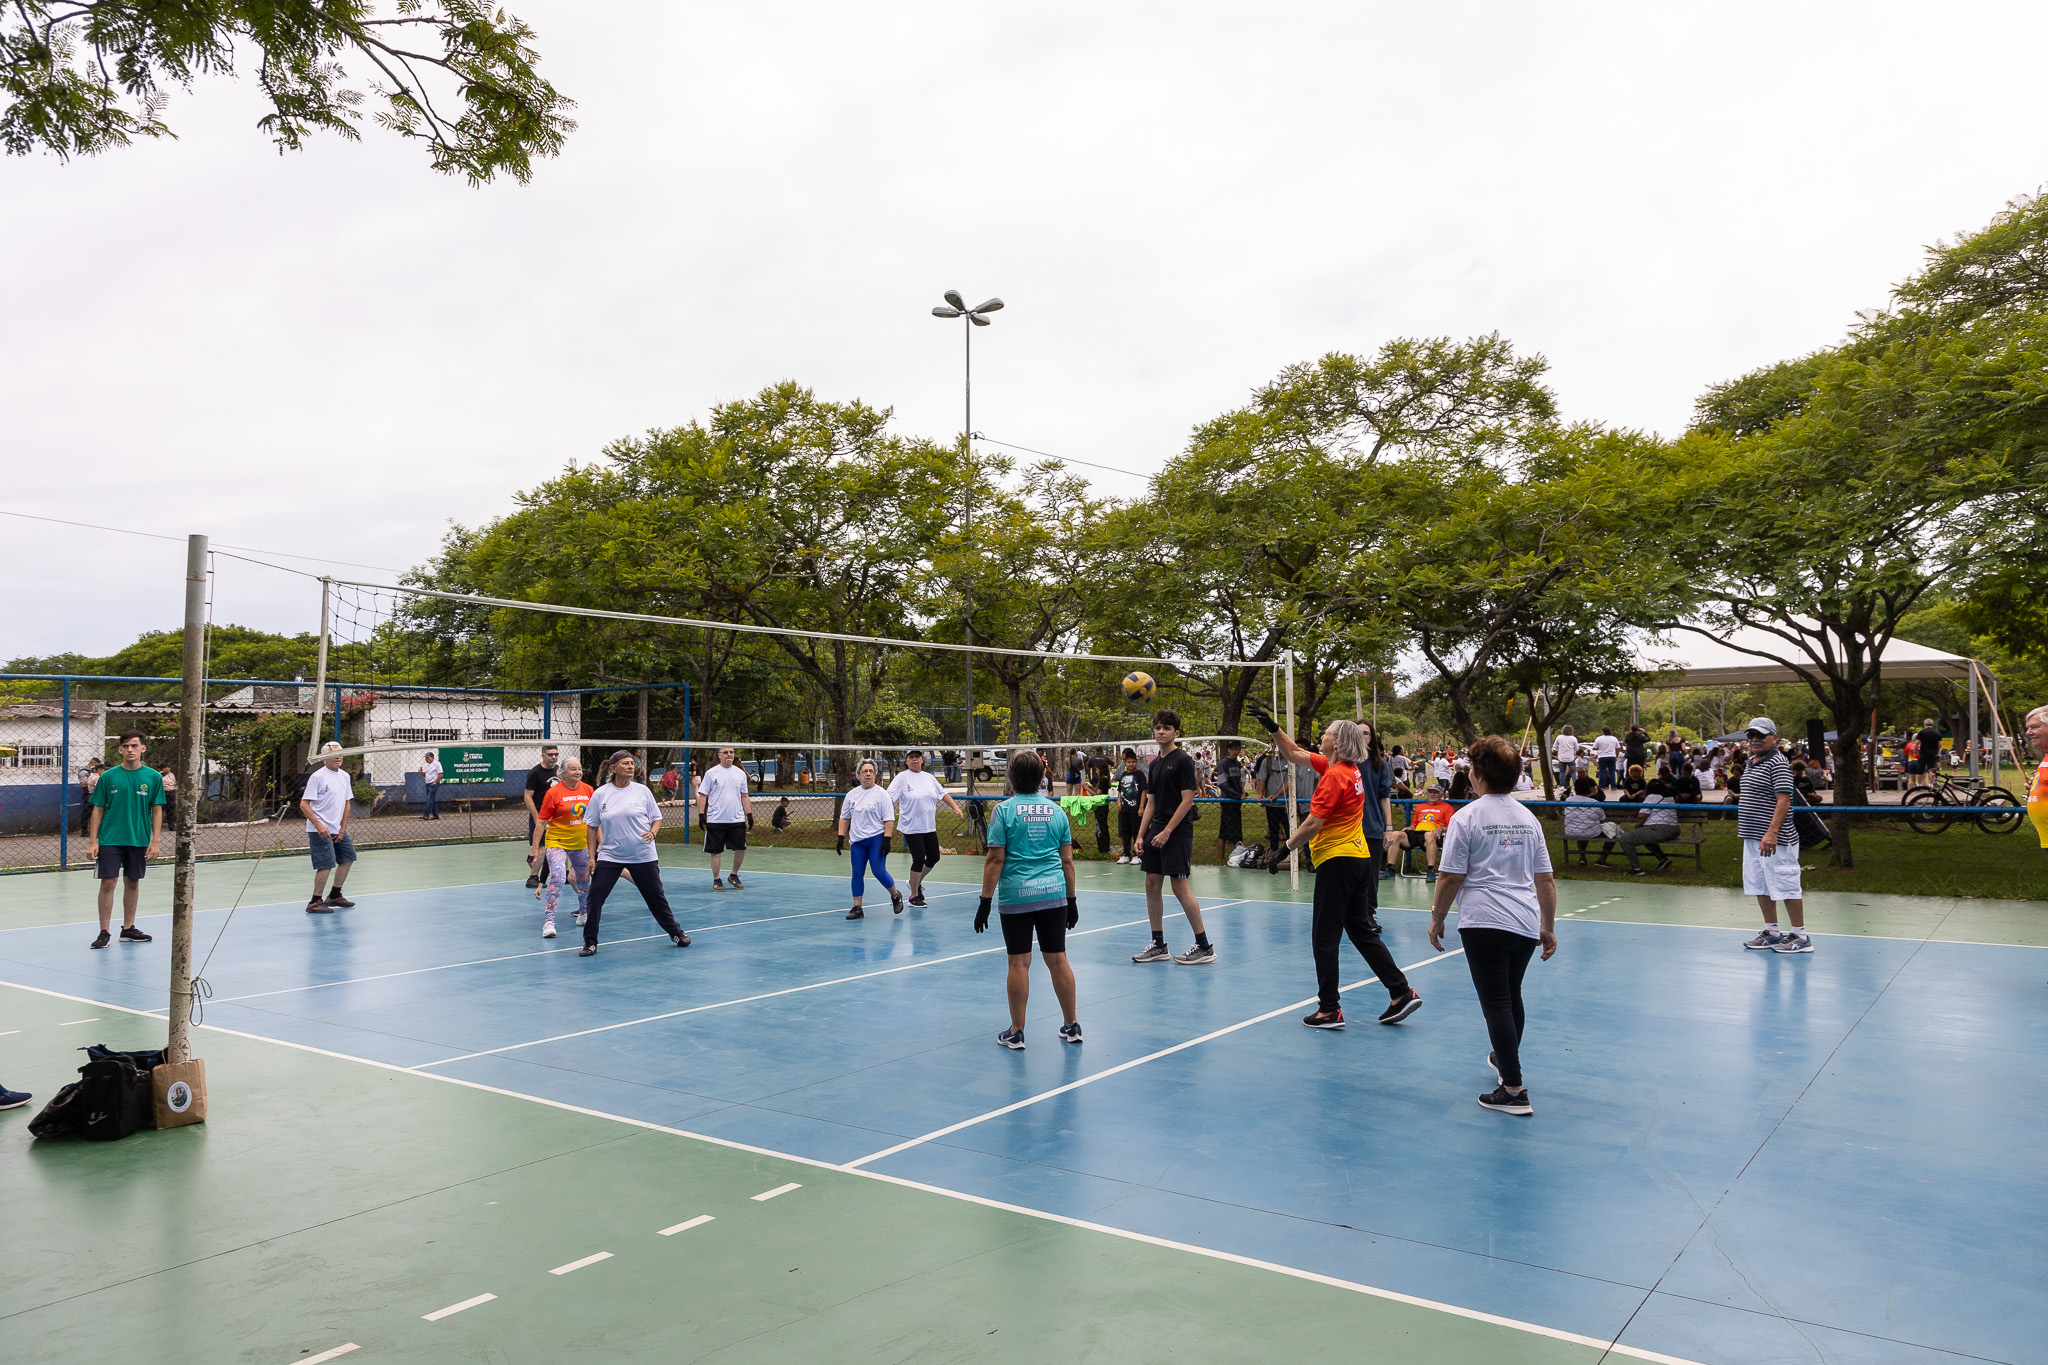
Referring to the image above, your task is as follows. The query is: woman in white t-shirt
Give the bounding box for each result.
[836,759,901,920]
[1427,734,1558,1117]
[888,749,965,908]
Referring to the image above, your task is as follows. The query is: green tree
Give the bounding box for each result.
[3,0,574,182]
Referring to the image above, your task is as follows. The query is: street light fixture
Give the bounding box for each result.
[932,290,1003,795]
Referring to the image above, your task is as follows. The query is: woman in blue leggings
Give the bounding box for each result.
[837,758,903,920]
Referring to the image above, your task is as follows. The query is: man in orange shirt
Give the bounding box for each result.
[531,757,596,939]
[1389,783,1455,882]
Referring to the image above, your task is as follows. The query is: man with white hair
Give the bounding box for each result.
[2024,704,2048,851]
[300,741,358,914]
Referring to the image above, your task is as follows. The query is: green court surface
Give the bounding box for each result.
[3,842,2043,1364]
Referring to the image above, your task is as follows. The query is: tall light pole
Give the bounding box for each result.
[931,289,1002,795]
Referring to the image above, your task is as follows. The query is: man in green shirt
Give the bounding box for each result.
[86,729,162,950]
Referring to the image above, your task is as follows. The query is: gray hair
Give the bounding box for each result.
[2026,704,2048,726]
[320,740,343,753]
[856,758,880,777]
[1323,718,1368,765]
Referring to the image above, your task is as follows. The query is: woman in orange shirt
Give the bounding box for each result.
[531,757,596,939]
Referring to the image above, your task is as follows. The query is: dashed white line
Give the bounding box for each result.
[422,1292,496,1321]
[751,1182,802,1201]
[58,1018,100,1026]
[658,1215,715,1236]
[297,1346,360,1364]
[549,1251,613,1275]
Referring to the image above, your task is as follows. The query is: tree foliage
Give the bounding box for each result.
[2,0,574,183]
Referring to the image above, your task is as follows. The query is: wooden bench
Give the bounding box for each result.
[1549,815,1708,870]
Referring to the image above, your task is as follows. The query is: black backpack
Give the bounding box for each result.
[31,1044,164,1142]
[1789,788,1831,848]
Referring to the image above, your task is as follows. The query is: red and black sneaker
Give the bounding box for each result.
[1302,1008,1345,1029]
[1379,990,1423,1025]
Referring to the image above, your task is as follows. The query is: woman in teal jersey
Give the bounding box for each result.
[976,750,1082,1050]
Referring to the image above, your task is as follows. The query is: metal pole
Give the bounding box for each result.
[683,680,692,841]
[307,577,332,765]
[1284,652,1299,891]
[963,313,976,799]
[542,691,553,741]
[58,677,71,868]
[167,534,207,1065]
[1967,662,1980,781]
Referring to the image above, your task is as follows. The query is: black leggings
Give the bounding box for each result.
[584,859,685,948]
[1311,850,1408,1011]
[1460,926,1539,1087]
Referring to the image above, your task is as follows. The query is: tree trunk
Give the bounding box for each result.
[1008,679,1024,743]
[1531,695,1555,801]
[1825,684,1869,868]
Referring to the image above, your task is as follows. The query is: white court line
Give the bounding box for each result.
[845,950,1467,1170]
[422,1292,495,1321]
[0,981,1701,1365]
[298,1345,359,1364]
[412,901,1247,1070]
[58,1017,99,1026]
[752,1182,802,1201]
[658,1214,714,1236]
[549,1251,613,1275]
[207,904,856,1004]
[0,1029,19,1036]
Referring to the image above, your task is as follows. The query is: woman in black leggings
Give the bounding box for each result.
[1425,734,1558,1116]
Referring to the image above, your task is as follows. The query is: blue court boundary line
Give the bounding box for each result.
[0,977,1703,1365]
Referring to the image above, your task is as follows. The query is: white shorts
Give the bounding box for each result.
[1741,838,1803,901]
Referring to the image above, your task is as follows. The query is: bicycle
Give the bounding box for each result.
[1901,771,2024,834]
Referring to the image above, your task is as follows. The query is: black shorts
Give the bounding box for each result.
[1218,802,1243,843]
[1140,824,1193,878]
[1000,906,1068,955]
[703,821,747,855]
[904,831,941,871]
[95,844,148,881]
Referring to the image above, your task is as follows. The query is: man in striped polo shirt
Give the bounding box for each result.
[1737,717,1809,954]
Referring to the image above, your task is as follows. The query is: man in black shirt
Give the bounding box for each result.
[522,744,561,889]
[1913,718,1944,788]
[1624,724,1648,771]
[1214,738,1246,865]
[1132,712,1214,965]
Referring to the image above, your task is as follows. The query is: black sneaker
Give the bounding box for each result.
[578,944,597,957]
[325,890,354,908]
[670,930,692,948]
[1131,941,1170,963]
[526,874,541,889]
[890,888,905,915]
[1656,858,1673,872]
[846,906,864,920]
[305,898,332,914]
[90,930,111,949]
[119,925,153,943]
[726,873,743,890]
[1478,1085,1533,1116]
[710,876,726,891]
[1487,1051,1502,1083]
[1302,1008,1345,1029]
[908,894,928,908]
[1378,990,1422,1024]
[0,1086,31,1110]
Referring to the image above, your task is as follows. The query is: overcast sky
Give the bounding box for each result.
[6,1,2045,663]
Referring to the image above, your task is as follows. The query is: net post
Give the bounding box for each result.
[307,577,332,765]
[167,534,207,1065]
[1967,660,1980,782]
[1284,651,1299,892]
[58,676,71,869]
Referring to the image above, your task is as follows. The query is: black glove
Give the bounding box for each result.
[746,812,755,829]
[1066,896,1079,929]
[835,834,846,855]
[1269,843,1290,874]
[975,896,992,933]
[1250,704,1280,736]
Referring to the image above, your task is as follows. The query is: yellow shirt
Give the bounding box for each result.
[2029,754,2048,850]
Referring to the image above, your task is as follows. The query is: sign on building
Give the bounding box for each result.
[438,746,504,784]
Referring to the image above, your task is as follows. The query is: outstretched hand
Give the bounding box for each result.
[975,896,992,933]
[1250,704,1280,736]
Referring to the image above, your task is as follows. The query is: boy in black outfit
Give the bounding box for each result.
[1115,748,1146,864]
[1131,712,1214,965]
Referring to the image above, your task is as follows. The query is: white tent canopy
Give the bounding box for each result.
[1634,625,1975,686]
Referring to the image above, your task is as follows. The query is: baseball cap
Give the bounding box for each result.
[1743,717,1778,737]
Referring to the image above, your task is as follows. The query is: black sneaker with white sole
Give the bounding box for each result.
[846,906,864,920]
[89,930,111,949]
[1487,1051,1502,1083]
[908,894,928,908]
[890,888,905,915]
[119,925,153,943]
[1173,943,1217,965]
[670,930,692,947]
[1478,1085,1534,1115]
[1378,990,1422,1024]
[1302,1008,1345,1029]
[578,944,597,957]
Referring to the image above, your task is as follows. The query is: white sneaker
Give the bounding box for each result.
[574,912,587,926]
[542,921,557,938]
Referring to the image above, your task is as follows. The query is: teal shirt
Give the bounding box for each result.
[987,792,1071,912]
[91,763,166,847]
